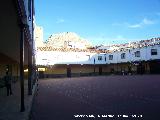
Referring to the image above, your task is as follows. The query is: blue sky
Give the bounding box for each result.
[35,0,160,45]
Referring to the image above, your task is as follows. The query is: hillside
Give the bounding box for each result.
[45,32,92,49]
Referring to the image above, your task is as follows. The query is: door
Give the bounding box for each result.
[67,67,71,77]
[39,71,44,78]
[99,66,102,75]
[149,61,160,74]
[137,63,145,74]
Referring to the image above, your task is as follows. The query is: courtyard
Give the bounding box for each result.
[31,75,160,120]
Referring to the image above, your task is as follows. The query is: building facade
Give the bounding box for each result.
[36,37,160,78]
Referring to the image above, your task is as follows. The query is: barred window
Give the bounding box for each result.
[121,53,125,59]
[98,56,102,60]
[135,51,140,57]
[151,49,157,55]
[109,55,113,60]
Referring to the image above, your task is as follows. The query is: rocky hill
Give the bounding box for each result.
[45,32,92,49]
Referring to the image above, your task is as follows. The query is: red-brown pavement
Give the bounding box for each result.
[31,75,160,120]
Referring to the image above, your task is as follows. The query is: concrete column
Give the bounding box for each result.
[20,25,25,112]
[28,46,32,95]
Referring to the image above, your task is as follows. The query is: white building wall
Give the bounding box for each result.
[36,45,160,65]
[104,45,160,64]
[34,25,44,47]
[92,53,106,64]
[146,45,160,60]
[106,52,118,64]
[116,50,131,63]
[36,51,96,65]
[130,48,146,62]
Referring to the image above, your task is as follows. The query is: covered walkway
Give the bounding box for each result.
[0,0,36,116]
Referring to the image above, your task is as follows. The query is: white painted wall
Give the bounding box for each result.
[146,45,160,60]
[105,45,160,64]
[36,45,160,65]
[36,51,108,65]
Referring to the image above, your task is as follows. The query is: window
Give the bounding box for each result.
[135,51,140,57]
[98,56,102,60]
[151,49,157,55]
[109,55,113,60]
[121,53,125,59]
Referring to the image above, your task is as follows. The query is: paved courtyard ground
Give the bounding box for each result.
[0,80,36,120]
[31,75,160,120]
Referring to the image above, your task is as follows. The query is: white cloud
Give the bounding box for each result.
[112,18,155,29]
[56,18,65,23]
[142,18,154,25]
[128,24,141,28]
[128,18,155,28]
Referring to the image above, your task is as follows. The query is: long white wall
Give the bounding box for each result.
[36,51,108,65]
[107,45,160,64]
[36,45,160,65]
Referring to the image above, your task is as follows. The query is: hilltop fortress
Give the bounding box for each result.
[35,26,160,78]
